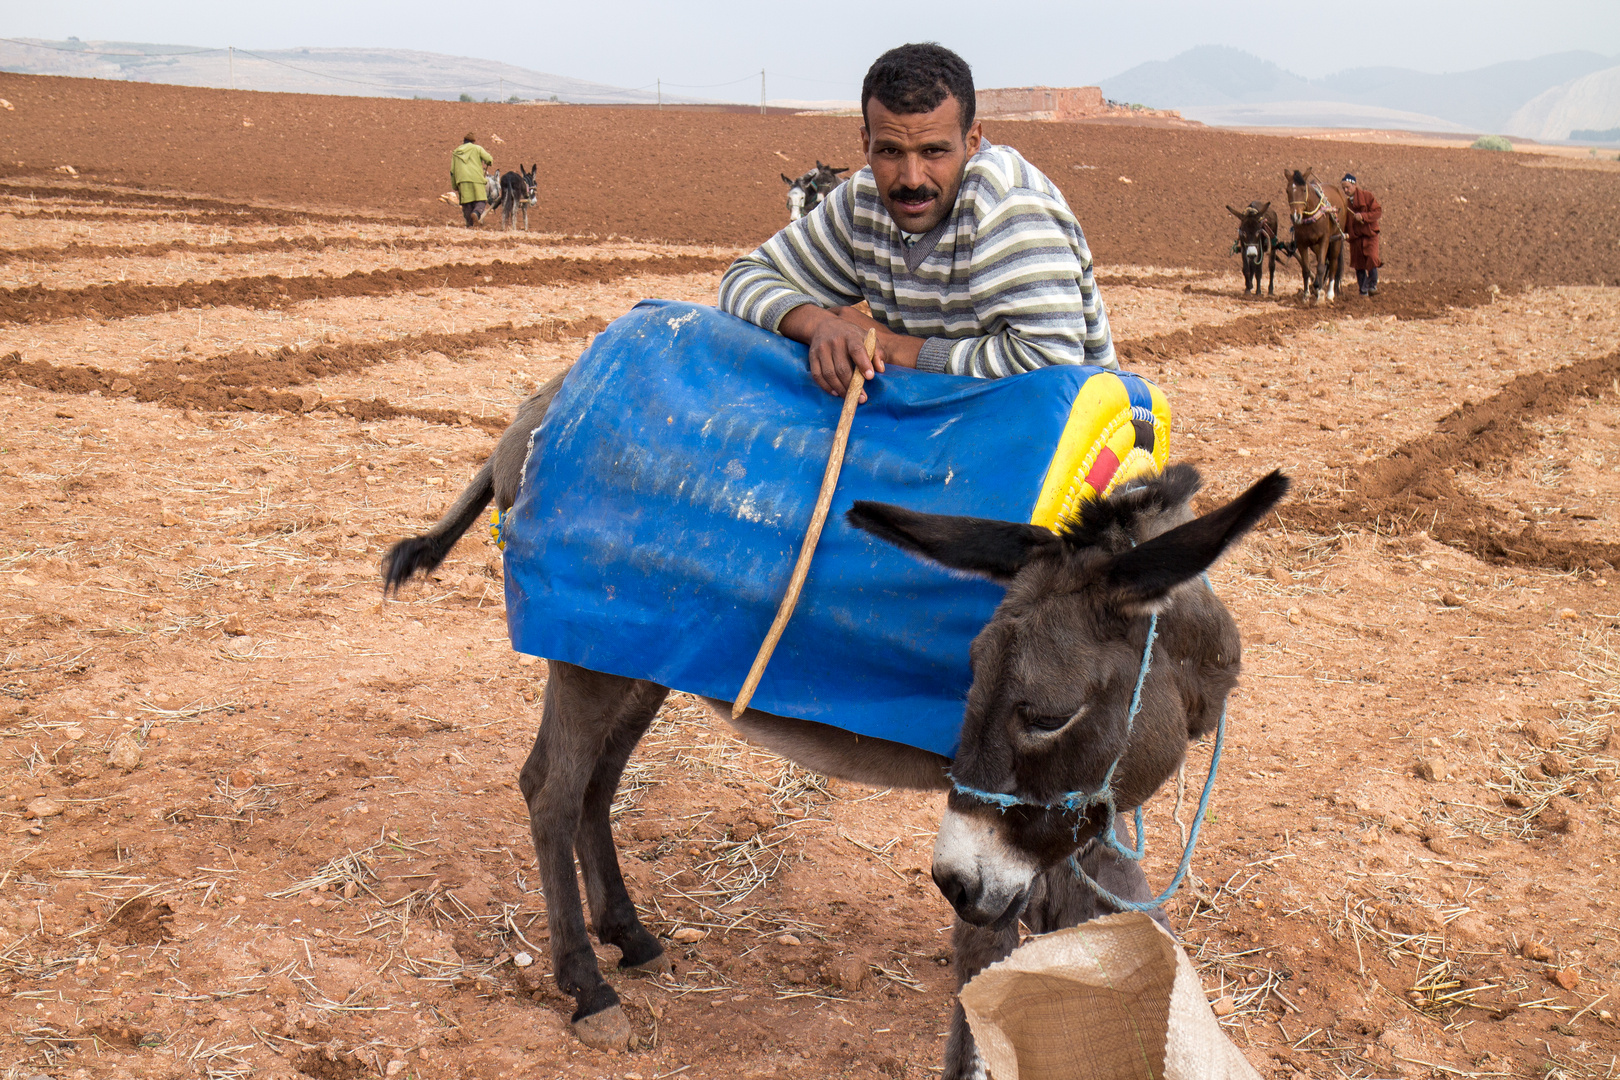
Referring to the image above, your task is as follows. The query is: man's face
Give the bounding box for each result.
[1340,180,1357,199]
[861,95,982,234]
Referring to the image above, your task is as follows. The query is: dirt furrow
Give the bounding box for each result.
[1116,282,1499,365]
[0,253,730,325]
[0,232,610,267]
[1,183,382,226]
[1294,348,1620,571]
[0,315,604,427]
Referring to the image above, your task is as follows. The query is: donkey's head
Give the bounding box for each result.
[1227,202,1271,264]
[848,466,1288,927]
[519,164,538,205]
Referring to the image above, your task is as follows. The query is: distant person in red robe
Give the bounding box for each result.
[1340,174,1382,295]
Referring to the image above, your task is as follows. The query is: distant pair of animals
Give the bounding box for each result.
[780,160,849,220]
[1227,168,1347,304]
[484,164,540,230]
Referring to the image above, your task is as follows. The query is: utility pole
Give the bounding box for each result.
[499,76,503,100]
[657,79,661,110]
[228,46,234,91]
[760,69,766,115]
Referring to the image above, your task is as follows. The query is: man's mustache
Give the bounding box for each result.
[888,184,939,203]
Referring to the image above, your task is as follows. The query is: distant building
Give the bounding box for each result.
[975,86,1184,124]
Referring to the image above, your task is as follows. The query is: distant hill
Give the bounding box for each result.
[1507,66,1620,142]
[0,37,676,104]
[1100,46,1618,137]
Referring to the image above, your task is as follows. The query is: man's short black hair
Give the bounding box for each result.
[861,43,975,136]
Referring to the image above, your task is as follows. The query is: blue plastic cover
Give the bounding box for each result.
[503,301,1120,758]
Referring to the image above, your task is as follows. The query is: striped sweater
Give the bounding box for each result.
[719,141,1114,377]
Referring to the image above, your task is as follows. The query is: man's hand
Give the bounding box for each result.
[779,304,924,401]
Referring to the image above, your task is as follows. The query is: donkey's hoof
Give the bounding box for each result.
[573,1004,632,1051]
[625,951,672,975]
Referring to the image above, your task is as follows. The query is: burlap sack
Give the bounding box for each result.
[959,912,1260,1080]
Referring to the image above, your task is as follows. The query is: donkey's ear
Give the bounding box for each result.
[781,173,794,184]
[1257,201,1270,215]
[846,501,1059,584]
[1102,471,1290,610]
[1225,205,1242,218]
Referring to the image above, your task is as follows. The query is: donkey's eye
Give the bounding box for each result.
[1018,705,1078,733]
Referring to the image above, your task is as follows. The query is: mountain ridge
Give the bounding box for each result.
[1100,46,1618,136]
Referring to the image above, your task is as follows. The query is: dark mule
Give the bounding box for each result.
[781,160,849,220]
[382,380,1286,1079]
[1284,168,1346,303]
[1226,200,1283,296]
[500,164,538,231]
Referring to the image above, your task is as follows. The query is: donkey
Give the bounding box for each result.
[1226,200,1282,296]
[1284,168,1346,304]
[382,377,1287,1079]
[781,160,849,220]
[500,164,538,231]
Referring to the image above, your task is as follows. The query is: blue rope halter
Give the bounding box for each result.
[947,600,1227,914]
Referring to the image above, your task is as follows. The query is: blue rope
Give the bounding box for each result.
[1071,700,1226,912]
[947,584,1229,914]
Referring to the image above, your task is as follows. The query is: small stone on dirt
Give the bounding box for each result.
[1553,967,1581,990]
[1536,796,1576,834]
[513,951,534,967]
[1210,995,1235,1017]
[386,1062,408,1078]
[1521,719,1561,749]
[107,733,143,771]
[1424,834,1456,856]
[1521,940,1554,962]
[230,769,255,788]
[1415,757,1449,782]
[1540,751,1571,777]
[1268,566,1290,585]
[671,927,706,944]
[776,934,801,947]
[24,797,62,819]
[830,956,871,992]
[1441,592,1467,607]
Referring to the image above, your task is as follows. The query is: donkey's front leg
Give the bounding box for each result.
[519,662,651,1050]
[943,915,1021,1080]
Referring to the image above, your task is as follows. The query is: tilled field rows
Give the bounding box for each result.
[3,218,1615,576]
[0,175,1617,1080]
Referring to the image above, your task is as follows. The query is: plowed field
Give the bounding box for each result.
[1,71,1618,1080]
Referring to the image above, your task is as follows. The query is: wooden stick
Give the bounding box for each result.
[732,329,873,719]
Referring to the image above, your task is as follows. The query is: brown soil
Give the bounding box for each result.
[4,71,1620,287]
[0,73,1617,1080]
[0,253,728,324]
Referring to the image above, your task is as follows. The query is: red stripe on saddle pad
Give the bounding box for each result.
[1083,447,1121,496]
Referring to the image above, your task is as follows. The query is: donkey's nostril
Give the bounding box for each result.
[933,866,970,916]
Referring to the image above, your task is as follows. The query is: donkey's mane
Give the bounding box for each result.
[1290,169,1306,185]
[1058,463,1202,552]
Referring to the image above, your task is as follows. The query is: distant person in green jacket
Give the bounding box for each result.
[451,134,494,227]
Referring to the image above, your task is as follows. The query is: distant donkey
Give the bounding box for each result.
[781,160,849,220]
[500,164,538,231]
[1225,200,1285,296]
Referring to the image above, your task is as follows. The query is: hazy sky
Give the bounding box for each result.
[7,0,1620,103]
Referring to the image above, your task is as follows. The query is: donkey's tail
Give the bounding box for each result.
[381,460,495,593]
[380,370,568,594]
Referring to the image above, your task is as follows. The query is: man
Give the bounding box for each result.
[1340,173,1383,296]
[451,134,494,228]
[719,43,1113,403]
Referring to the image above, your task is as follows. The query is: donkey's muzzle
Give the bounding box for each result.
[932,807,1039,927]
